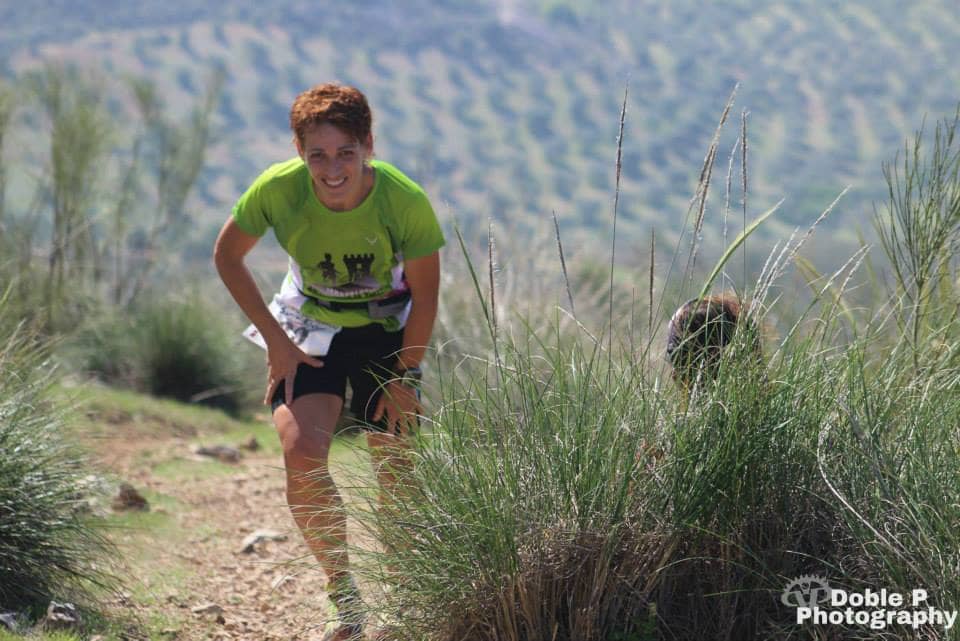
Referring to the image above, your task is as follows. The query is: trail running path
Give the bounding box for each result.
[96,423,372,641]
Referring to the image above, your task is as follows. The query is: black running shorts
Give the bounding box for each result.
[270,323,407,432]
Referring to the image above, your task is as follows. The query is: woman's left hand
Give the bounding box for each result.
[372,381,422,436]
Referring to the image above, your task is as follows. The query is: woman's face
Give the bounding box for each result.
[296,122,373,211]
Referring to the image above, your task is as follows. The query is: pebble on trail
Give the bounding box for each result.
[195,444,243,463]
[44,601,81,629]
[240,529,288,554]
[239,436,261,451]
[0,612,18,632]
[111,482,149,511]
[191,603,224,616]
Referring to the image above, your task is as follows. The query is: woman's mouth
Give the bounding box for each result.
[322,176,347,188]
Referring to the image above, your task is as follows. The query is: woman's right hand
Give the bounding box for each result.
[264,338,324,406]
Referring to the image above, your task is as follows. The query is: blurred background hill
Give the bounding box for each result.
[2,0,959,272]
[6,5,960,639]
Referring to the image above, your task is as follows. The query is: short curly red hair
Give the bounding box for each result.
[289,83,372,145]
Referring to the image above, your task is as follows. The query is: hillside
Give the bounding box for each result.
[3,0,960,268]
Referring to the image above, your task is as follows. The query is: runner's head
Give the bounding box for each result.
[291,84,375,211]
[666,293,760,389]
[290,83,372,147]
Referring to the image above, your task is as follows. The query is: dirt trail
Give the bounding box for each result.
[98,428,372,641]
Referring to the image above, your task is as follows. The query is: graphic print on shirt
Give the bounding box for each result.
[317,253,338,282]
[343,253,375,282]
[304,243,391,300]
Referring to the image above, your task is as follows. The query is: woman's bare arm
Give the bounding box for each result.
[213,217,322,405]
[395,250,441,370]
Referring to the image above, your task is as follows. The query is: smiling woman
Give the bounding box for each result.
[212,83,444,641]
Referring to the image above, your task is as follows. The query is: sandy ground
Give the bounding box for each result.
[96,428,383,641]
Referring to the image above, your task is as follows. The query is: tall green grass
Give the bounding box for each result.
[338,104,960,640]
[0,300,118,618]
[352,311,853,640]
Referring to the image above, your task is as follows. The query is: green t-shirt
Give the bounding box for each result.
[232,158,445,329]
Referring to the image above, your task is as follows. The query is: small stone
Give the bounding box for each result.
[112,483,149,511]
[195,445,242,463]
[0,612,18,632]
[215,614,226,625]
[240,529,288,554]
[44,601,80,629]
[239,436,261,451]
[191,603,224,616]
[270,574,295,590]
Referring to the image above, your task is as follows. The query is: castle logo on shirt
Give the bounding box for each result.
[308,251,383,298]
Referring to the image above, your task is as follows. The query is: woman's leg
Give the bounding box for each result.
[366,430,414,508]
[272,392,350,581]
[346,327,417,506]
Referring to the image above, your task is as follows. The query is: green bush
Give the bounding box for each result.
[68,310,139,389]
[135,295,253,414]
[350,312,843,640]
[0,318,117,616]
[70,293,258,415]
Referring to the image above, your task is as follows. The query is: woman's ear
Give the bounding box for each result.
[293,134,304,158]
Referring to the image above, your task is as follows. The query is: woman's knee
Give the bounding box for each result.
[272,393,343,469]
[282,434,331,474]
[366,430,413,452]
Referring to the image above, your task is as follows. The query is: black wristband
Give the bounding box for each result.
[394,366,423,388]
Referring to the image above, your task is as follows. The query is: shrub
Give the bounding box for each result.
[0,316,117,616]
[70,293,258,415]
[68,309,139,389]
[134,295,254,414]
[351,309,854,640]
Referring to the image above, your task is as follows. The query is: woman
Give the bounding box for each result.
[214,83,444,641]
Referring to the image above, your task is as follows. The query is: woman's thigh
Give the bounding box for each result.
[272,392,344,469]
[346,327,404,428]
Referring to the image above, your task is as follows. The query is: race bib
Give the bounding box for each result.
[242,296,341,356]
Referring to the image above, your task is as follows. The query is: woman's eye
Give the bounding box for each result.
[339,151,354,159]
